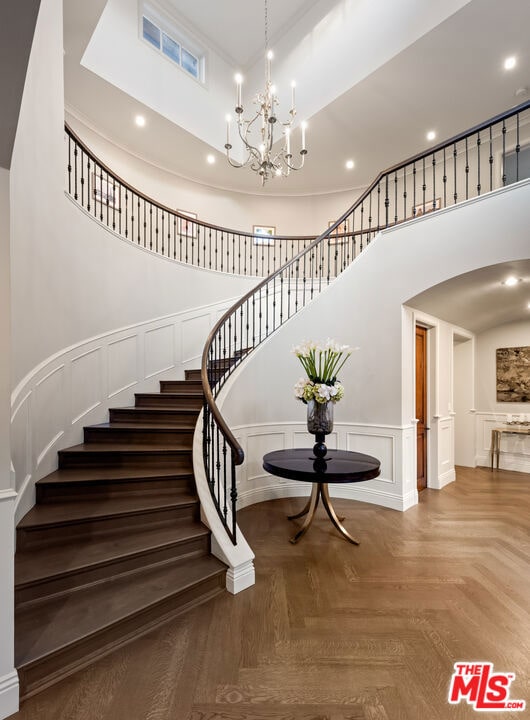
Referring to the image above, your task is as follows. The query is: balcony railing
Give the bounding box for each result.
[200,99,530,543]
[65,124,315,278]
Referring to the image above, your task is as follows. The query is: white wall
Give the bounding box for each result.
[65,113,360,237]
[0,168,17,718]
[474,320,530,471]
[453,337,476,467]
[217,181,530,513]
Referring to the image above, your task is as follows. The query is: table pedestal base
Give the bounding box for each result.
[288,483,359,545]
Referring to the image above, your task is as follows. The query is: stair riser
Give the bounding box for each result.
[109,408,198,426]
[159,381,203,394]
[58,451,192,470]
[16,504,199,550]
[36,477,195,503]
[83,427,194,446]
[16,536,210,607]
[135,394,203,409]
[17,572,225,700]
[185,369,201,381]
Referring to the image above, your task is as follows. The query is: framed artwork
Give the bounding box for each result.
[253,225,275,245]
[413,197,442,217]
[92,173,120,210]
[178,210,197,238]
[328,219,349,244]
[496,346,530,402]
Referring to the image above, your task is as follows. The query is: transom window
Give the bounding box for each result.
[141,12,204,83]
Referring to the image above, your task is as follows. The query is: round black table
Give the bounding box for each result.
[263,449,381,544]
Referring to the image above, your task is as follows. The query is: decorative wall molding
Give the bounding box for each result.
[11,297,242,524]
[231,420,416,512]
[475,411,530,472]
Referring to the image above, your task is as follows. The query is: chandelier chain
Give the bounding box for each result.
[264,0,269,50]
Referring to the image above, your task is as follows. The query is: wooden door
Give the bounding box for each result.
[416,326,428,491]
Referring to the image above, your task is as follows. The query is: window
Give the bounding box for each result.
[141,12,204,83]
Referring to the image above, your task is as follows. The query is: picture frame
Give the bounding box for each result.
[253,225,276,246]
[328,219,349,245]
[496,346,530,402]
[92,172,120,210]
[178,210,198,238]
[413,197,441,217]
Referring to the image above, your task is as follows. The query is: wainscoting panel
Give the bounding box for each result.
[346,431,394,483]
[230,422,414,511]
[475,412,530,472]
[247,432,286,483]
[144,324,174,379]
[71,347,102,424]
[181,313,210,365]
[108,335,138,398]
[11,394,30,497]
[12,297,240,524]
[34,366,65,468]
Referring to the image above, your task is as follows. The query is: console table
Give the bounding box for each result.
[262,448,380,544]
[490,426,530,469]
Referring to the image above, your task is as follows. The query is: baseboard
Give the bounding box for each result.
[430,468,456,490]
[238,479,412,512]
[476,453,530,473]
[0,671,19,719]
[225,560,255,595]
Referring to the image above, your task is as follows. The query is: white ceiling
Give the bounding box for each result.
[407,260,530,333]
[64,0,530,197]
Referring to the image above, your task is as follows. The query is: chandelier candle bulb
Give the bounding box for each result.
[301,122,307,151]
[235,74,242,110]
[291,81,296,112]
[286,128,291,156]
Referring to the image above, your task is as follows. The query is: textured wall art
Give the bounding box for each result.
[496,346,530,402]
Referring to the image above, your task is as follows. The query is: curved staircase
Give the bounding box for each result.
[14,369,226,700]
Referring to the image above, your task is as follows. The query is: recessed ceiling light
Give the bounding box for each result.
[527,302,530,309]
[426,130,436,141]
[206,154,216,165]
[135,115,146,127]
[345,159,354,170]
[504,56,516,70]
[502,275,520,287]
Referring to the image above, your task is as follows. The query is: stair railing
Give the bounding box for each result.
[201,99,530,543]
[65,124,315,277]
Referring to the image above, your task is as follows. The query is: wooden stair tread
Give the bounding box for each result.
[60,443,192,454]
[15,555,226,666]
[18,493,198,528]
[88,422,194,431]
[36,467,193,486]
[111,406,199,414]
[16,521,209,587]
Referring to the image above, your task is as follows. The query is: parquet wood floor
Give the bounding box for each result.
[10,466,530,720]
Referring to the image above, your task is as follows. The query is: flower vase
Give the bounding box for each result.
[307,399,333,458]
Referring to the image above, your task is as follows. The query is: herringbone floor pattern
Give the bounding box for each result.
[11,466,530,720]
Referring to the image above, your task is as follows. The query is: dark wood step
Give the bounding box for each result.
[134,392,203,409]
[15,520,211,607]
[84,423,194,446]
[184,369,201,381]
[16,494,199,550]
[159,380,203,394]
[109,406,199,427]
[36,468,195,503]
[58,443,193,470]
[16,554,226,699]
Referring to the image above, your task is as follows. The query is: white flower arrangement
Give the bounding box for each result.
[292,339,354,404]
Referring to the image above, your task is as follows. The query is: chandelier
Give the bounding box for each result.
[224,0,307,185]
